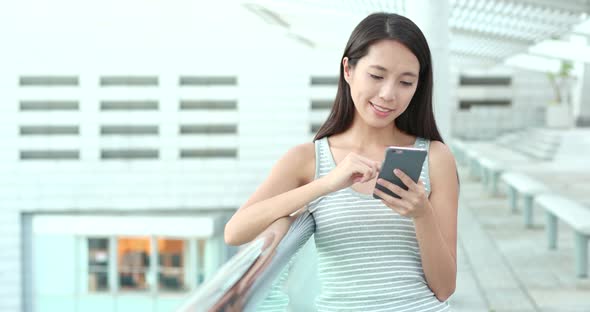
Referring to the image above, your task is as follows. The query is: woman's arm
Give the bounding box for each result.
[227,140,381,246]
[225,143,329,246]
[373,140,458,301]
[413,141,458,301]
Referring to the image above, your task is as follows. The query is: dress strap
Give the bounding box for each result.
[414,137,431,194]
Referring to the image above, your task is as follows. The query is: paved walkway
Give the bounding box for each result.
[450,165,590,312]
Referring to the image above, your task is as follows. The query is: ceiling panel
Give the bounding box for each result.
[242,0,590,69]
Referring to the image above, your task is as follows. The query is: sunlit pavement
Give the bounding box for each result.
[450,165,590,312]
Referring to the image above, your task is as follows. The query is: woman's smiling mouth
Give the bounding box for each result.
[370,101,393,116]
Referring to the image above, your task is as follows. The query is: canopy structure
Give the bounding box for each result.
[238,0,590,71]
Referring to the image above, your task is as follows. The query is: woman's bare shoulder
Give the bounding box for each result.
[287,141,316,185]
[428,140,457,181]
[428,140,455,163]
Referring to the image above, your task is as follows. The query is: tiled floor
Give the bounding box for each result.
[452,165,590,312]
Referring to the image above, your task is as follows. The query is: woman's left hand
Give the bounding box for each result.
[374,168,431,218]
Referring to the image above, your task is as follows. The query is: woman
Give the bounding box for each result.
[225,12,458,311]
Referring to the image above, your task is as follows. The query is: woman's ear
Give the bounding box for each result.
[342,57,352,84]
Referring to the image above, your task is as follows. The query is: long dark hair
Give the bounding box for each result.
[313,12,443,143]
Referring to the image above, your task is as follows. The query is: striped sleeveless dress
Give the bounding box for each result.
[306,136,450,312]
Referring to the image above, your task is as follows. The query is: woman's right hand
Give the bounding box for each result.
[320,152,381,193]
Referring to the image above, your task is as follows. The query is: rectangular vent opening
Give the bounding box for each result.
[179,76,237,86]
[180,149,237,159]
[20,101,79,111]
[311,123,322,133]
[101,126,159,136]
[101,149,159,160]
[311,100,333,110]
[20,150,79,160]
[179,125,237,135]
[100,76,158,87]
[100,101,158,111]
[180,100,237,110]
[20,126,79,136]
[459,100,511,110]
[310,76,338,86]
[19,76,79,87]
[459,76,511,86]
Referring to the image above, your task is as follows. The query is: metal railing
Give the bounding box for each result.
[177,210,316,312]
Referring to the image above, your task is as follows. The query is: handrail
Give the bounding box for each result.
[176,210,316,312]
[175,237,265,311]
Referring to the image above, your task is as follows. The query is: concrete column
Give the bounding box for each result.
[108,237,118,293]
[204,237,222,280]
[577,63,590,126]
[406,0,452,140]
[149,236,158,294]
[186,238,198,289]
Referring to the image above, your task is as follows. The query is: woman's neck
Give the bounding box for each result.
[332,122,414,153]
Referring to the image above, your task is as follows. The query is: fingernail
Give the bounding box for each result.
[394,169,399,174]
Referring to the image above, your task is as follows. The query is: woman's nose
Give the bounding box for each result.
[379,83,396,102]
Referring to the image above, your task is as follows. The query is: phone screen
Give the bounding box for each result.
[373,147,427,200]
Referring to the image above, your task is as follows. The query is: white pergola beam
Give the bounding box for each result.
[573,17,590,35]
[503,53,561,72]
[516,0,590,13]
[529,39,590,63]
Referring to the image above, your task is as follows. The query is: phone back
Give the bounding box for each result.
[373,147,427,200]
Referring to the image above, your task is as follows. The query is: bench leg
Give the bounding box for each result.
[470,159,480,180]
[476,161,481,180]
[455,150,462,165]
[490,171,500,196]
[458,151,465,166]
[575,233,588,278]
[508,187,518,213]
[523,195,534,228]
[481,167,488,187]
[546,212,557,249]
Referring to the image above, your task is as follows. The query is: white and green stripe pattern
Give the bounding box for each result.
[251,211,316,311]
[254,259,292,311]
[307,136,450,312]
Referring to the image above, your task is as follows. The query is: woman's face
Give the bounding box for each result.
[343,39,420,127]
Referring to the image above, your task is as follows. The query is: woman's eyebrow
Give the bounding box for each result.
[369,64,387,71]
[401,72,418,78]
[369,65,417,77]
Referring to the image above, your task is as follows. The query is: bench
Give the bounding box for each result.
[450,139,468,166]
[534,194,590,278]
[478,157,504,195]
[496,130,561,161]
[500,172,547,227]
[517,142,558,161]
[476,150,535,196]
[468,129,559,193]
[465,149,482,179]
[520,132,560,159]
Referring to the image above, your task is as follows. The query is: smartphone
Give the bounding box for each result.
[373,146,427,200]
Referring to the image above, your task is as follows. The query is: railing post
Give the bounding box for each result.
[186,238,198,289]
[149,236,158,294]
[508,186,518,213]
[490,171,500,196]
[108,237,118,294]
[575,233,588,278]
[204,236,222,280]
[523,195,534,228]
[546,212,557,250]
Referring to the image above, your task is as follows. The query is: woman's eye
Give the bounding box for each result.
[401,81,414,86]
[369,74,383,80]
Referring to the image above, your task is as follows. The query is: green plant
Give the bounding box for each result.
[547,60,574,105]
